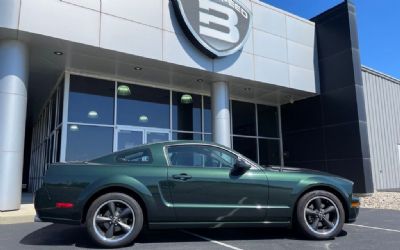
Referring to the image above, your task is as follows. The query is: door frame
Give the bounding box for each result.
[114,125,171,152]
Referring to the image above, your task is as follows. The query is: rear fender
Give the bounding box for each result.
[76,175,156,219]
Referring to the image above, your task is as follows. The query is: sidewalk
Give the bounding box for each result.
[0,193,36,224]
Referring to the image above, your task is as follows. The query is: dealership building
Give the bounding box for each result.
[1,0,399,211]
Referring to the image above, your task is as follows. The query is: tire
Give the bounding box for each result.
[86,193,144,248]
[296,190,345,240]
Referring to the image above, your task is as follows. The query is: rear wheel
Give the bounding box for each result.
[86,193,143,248]
[296,190,345,240]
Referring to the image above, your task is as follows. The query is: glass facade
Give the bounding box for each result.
[65,75,213,162]
[231,100,281,166]
[29,78,64,192]
[117,83,170,128]
[29,73,283,191]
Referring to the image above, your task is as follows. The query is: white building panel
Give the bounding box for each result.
[287,40,315,70]
[0,0,20,30]
[61,0,100,11]
[213,52,255,80]
[289,65,316,92]
[19,0,100,47]
[252,2,286,37]
[286,15,316,47]
[254,55,290,87]
[163,31,213,71]
[5,0,318,93]
[101,14,163,61]
[102,0,163,29]
[253,30,287,62]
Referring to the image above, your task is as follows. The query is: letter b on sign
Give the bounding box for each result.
[172,0,252,58]
[199,0,240,44]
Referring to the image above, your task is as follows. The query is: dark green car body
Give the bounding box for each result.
[35,141,359,229]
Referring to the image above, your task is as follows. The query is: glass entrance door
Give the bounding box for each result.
[115,126,171,151]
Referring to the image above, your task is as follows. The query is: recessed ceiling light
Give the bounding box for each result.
[134,66,142,71]
[54,51,64,56]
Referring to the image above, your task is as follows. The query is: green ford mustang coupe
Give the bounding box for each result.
[35,141,360,248]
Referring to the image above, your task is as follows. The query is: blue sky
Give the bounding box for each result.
[261,0,400,79]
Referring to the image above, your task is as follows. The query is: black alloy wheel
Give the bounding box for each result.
[86,193,143,248]
[296,190,345,240]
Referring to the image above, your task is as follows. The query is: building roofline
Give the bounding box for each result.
[362,65,400,85]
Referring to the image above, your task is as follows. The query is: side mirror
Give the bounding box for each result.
[233,158,251,172]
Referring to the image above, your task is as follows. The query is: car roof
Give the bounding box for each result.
[90,140,234,163]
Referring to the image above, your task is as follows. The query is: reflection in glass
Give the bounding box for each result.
[233,136,257,162]
[138,115,149,123]
[68,75,114,125]
[69,124,79,131]
[56,128,62,162]
[258,105,279,138]
[117,84,170,128]
[232,100,256,136]
[87,110,99,119]
[180,94,193,104]
[118,130,143,151]
[203,134,212,142]
[117,85,131,96]
[203,96,212,133]
[147,132,170,144]
[259,139,280,166]
[57,80,64,125]
[66,125,113,161]
[50,93,56,131]
[172,92,201,132]
[172,132,202,141]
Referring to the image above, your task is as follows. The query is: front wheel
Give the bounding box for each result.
[86,193,143,248]
[296,190,345,240]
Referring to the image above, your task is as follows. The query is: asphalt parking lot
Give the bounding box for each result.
[1,208,399,250]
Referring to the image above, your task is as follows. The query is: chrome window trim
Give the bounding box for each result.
[163,142,259,170]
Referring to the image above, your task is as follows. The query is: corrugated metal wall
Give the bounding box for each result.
[363,67,400,190]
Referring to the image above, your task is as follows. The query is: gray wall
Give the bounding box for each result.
[363,67,400,191]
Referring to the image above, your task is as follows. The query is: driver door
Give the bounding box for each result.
[166,144,269,222]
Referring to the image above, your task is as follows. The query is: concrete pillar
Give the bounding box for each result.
[0,40,29,211]
[211,81,231,148]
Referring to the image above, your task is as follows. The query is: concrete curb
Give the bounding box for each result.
[0,204,36,224]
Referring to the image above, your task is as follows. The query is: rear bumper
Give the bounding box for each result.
[34,215,42,222]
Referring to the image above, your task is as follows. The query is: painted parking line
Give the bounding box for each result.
[182,230,244,250]
[348,224,400,233]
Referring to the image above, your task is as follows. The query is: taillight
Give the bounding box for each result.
[55,202,74,208]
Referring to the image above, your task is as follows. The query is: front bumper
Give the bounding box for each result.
[347,196,360,223]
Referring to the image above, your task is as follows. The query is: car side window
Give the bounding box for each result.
[117,148,153,164]
[167,145,237,168]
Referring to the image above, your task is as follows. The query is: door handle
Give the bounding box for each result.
[172,173,192,181]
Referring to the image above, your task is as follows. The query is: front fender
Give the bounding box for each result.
[292,176,352,210]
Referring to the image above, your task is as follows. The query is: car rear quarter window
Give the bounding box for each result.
[117,148,153,164]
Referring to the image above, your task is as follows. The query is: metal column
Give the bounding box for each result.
[211,81,231,148]
[0,40,29,211]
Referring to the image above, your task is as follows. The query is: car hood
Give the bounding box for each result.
[265,166,351,182]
